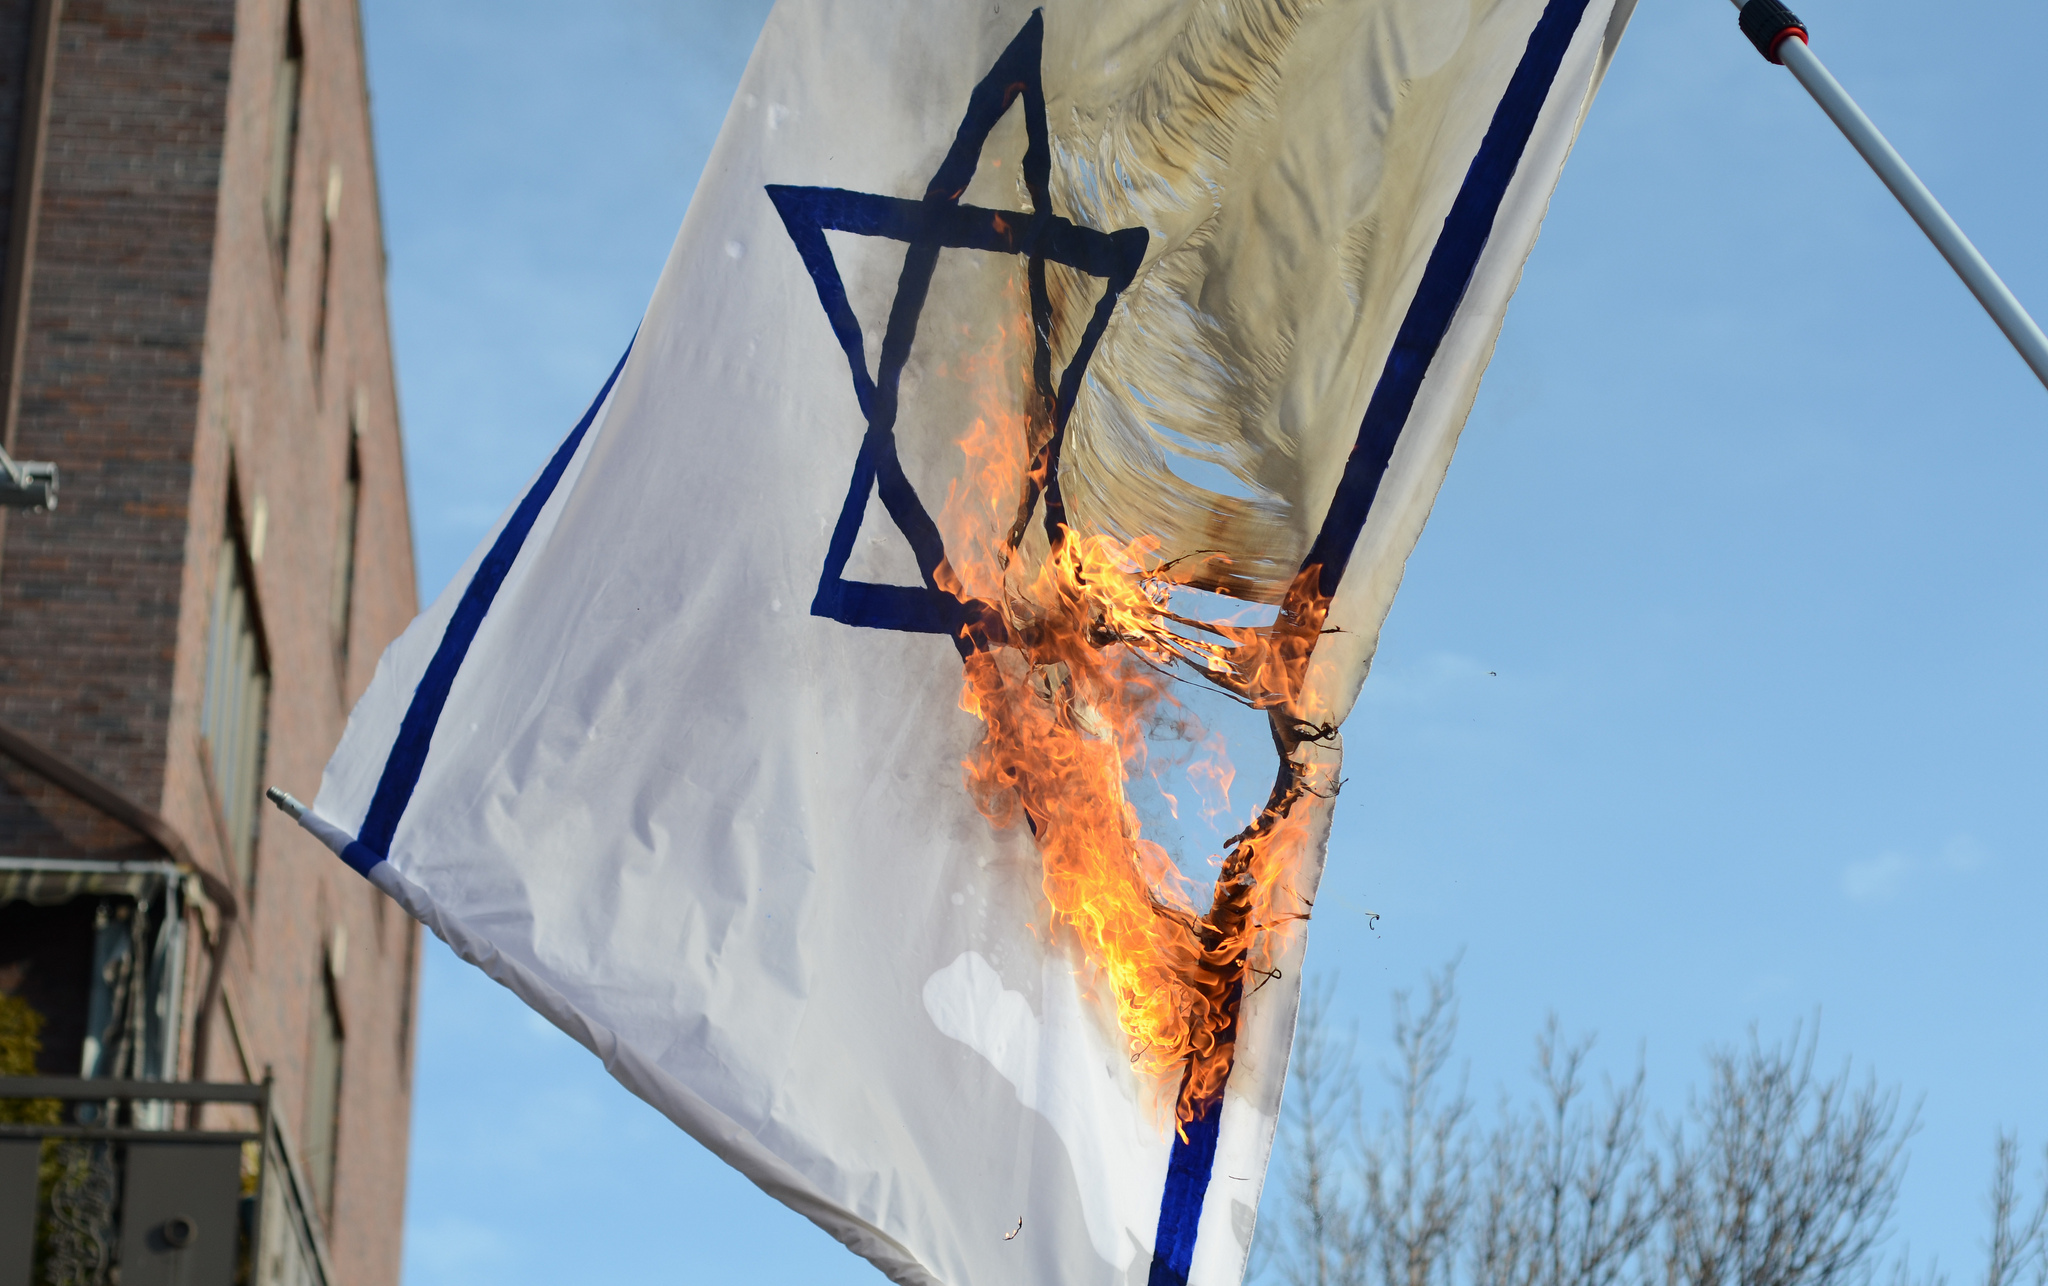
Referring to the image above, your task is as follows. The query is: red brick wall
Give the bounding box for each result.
[0,0,418,1281]
[0,0,232,798]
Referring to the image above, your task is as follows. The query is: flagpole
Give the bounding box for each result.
[1729,0,2048,391]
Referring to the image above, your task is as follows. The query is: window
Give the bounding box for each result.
[264,2,305,264]
[330,435,359,664]
[313,163,341,365]
[201,527,270,888]
[303,967,344,1222]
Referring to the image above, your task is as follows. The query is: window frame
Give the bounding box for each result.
[264,1,306,274]
[302,958,346,1225]
[329,428,360,672]
[199,500,272,893]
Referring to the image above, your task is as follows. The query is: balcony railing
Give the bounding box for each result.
[0,1077,334,1286]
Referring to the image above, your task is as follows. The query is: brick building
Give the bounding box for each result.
[0,0,416,1282]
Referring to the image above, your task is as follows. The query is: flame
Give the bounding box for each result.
[938,303,1328,1121]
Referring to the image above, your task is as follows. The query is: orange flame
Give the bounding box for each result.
[939,305,1328,1121]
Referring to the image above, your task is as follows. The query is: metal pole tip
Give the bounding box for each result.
[265,787,307,820]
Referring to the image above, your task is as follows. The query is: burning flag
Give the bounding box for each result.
[290,2,1634,1283]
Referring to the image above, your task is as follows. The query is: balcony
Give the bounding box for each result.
[0,1078,334,1286]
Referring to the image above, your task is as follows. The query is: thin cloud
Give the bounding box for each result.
[1940,833,1987,871]
[1839,834,1988,903]
[1840,852,1911,902]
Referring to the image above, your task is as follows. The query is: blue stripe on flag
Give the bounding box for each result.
[338,840,385,879]
[353,341,635,866]
[1296,0,1596,600]
[1147,0,1596,1276]
[1147,1063,1229,1286]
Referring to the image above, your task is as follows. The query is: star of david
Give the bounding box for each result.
[767,12,1149,658]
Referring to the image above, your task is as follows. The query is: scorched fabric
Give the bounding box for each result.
[283,2,1636,1284]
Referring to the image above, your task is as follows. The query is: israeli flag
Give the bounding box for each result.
[294,2,1634,1283]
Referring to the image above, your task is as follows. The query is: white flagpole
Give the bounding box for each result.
[1728,0,2048,391]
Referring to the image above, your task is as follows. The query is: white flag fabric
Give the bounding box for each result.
[300,3,1634,1284]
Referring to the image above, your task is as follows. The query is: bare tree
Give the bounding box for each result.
[1648,1025,1911,1286]
[1356,962,1473,1286]
[1472,1019,1661,1286]
[1259,971,2027,1286]
[1273,977,1365,1286]
[1983,1134,2048,1286]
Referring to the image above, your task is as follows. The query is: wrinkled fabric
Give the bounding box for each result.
[309,2,1634,1284]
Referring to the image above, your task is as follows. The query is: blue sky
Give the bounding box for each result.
[359,1,2048,1281]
